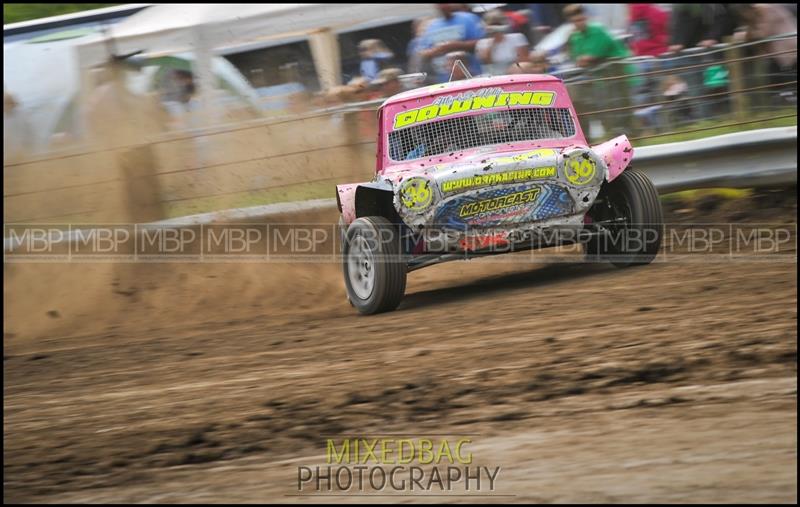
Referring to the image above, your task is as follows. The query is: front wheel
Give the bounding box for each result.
[342,216,407,315]
[585,169,663,267]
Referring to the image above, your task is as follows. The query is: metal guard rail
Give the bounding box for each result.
[3,126,797,252]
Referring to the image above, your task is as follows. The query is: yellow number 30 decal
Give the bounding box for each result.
[400,177,433,211]
[565,157,596,186]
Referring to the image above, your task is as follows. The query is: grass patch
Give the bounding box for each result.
[660,187,752,204]
[164,178,339,218]
[4,4,120,24]
[633,108,797,147]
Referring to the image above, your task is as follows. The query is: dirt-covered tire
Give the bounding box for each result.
[342,216,407,315]
[337,215,347,253]
[586,169,663,268]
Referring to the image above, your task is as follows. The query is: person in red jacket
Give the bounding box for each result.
[628,3,670,57]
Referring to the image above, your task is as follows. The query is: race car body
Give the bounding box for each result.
[336,74,662,314]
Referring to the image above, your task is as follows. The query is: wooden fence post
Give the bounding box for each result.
[725,36,749,121]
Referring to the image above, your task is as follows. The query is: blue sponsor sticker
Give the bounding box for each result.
[434,184,573,228]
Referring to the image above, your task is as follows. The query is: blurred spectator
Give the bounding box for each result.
[583,4,630,35]
[627,4,670,130]
[502,8,531,39]
[161,69,197,113]
[668,4,740,53]
[661,75,692,123]
[663,76,689,99]
[781,3,797,18]
[563,4,631,67]
[508,61,537,74]
[665,5,741,122]
[358,39,395,81]
[407,18,434,76]
[371,68,404,98]
[346,76,372,102]
[158,68,202,132]
[563,4,634,137]
[418,4,486,82]
[325,85,358,106]
[527,4,568,45]
[735,4,797,71]
[667,5,706,52]
[476,9,530,75]
[528,51,551,73]
[506,50,551,75]
[703,62,732,116]
[708,4,741,46]
[628,4,670,57]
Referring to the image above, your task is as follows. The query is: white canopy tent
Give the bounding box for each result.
[75,3,437,128]
[76,3,438,89]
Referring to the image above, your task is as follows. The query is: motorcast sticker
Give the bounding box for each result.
[434,183,573,229]
[393,90,557,129]
[458,188,541,218]
[400,177,433,212]
[441,167,556,193]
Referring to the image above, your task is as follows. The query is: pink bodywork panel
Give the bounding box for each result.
[335,183,359,224]
[336,75,634,223]
[379,75,587,174]
[591,134,634,182]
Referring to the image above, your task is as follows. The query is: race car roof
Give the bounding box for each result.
[380,74,564,109]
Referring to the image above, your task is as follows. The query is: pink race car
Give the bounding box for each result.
[336,74,662,314]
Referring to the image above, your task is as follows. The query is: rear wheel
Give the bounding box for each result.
[343,216,407,314]
[585,169,663,267]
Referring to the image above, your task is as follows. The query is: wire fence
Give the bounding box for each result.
[5,34,797,165]
[3,33,797,224]
[557,34,797,141]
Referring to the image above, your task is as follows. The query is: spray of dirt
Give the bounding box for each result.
[3,207,347,344]
[4,58,380,343]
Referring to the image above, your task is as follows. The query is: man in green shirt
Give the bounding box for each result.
[565,4,631,67]
[563,4,635,138]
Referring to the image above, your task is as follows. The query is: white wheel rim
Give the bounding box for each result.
[347,234,375,300]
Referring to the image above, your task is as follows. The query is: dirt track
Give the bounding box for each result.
[3,190,798,503]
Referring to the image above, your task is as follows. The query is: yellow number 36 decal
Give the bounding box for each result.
[565,156,596,186]
[400,177,433,211]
